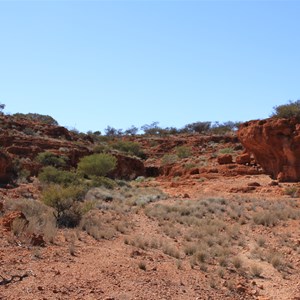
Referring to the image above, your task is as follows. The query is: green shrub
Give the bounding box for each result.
[271,100,300,119]
[42,184,86,227]
[36,151,68,168]
[93,144,110,154]
[176,146,192,159]
[38,166,78,186]
[111,141,145,158]
[77,153,117,178]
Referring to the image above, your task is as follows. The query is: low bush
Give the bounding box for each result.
[77,153,117,178]
[36,151,68,168]
[38,166,78,186]
[4,198,57,243]
[253,211,278,227]
[93,144,110,154]
[284,186,298,198]
[80,210,130,240]
[89,176,117,189]
[111,141,145,159]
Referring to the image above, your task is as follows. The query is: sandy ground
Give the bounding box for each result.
[1,173,300,300]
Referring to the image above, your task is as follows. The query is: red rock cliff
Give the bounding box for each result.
[238,118,300,182]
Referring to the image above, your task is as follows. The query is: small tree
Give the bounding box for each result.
[38,166,78,186]
[141,122,161,135]
[271,100,300,119]
[77,153,117,178]
[210,121,240,134]
[124,125,139,136]
[104,126,123,136]
[0,103,5,112]
[181,122,211,134]
[42,184,86,227]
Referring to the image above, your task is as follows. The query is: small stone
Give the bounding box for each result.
[248,182,261,187]
[236,284,247,293]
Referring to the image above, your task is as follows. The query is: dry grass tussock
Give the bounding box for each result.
[143,196,300,282]
[80,185,167,240]
[4,198,57,244]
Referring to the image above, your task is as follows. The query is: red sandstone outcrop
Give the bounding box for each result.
[1,211,28,231]
[0,115,149,182]
[0,151,12,183]
[238,117,300,182]
[110,153,145,180]
[0,115,92,180]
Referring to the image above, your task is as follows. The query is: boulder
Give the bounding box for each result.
[238,118,300,182]
[236,153,251,165]
[217,154,233,165]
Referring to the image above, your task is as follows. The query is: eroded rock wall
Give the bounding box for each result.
[238,118,300,182]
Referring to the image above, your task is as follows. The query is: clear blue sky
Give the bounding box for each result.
[1,0,299,133]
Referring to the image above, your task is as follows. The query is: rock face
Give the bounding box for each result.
[110,154,145,180]
[238,117,300,182]
[0,151,12,183]
[1,211,28,231]
[0,115,92,180]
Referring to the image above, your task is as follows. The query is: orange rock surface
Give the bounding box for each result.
[238,117,300,182]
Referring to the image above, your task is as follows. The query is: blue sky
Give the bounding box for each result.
[1,0,299,133]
